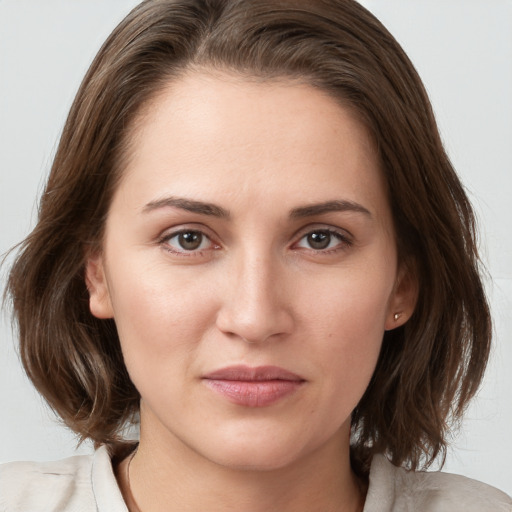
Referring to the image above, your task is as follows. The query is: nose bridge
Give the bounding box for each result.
[216,245,292,343]
[240,252,275,309]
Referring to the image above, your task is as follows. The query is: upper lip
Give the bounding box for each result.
[203,365,304,382]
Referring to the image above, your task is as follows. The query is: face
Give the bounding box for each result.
[87,71,415,471]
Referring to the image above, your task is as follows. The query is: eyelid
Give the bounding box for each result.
[291,224,354,252]
[292,223,353,241]
[157,224,221,256]
[155,222,353,257]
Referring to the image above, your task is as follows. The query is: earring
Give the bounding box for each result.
[394,312,402,321]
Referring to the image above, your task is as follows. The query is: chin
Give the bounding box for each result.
[209,444,303,472]
[193,424,325,473]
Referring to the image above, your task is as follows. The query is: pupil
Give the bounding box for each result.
[308,231,330,250]
[179,231,202,250]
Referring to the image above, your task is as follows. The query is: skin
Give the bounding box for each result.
[86,71,416,512]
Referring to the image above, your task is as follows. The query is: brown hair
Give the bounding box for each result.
[6,0,491,472]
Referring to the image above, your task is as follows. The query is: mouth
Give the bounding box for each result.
[202,365,305,407]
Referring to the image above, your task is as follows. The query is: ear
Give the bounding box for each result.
[85,252,114,319]
[385,265,418,331]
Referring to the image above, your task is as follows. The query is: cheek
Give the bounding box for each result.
[105,258,218,381]
[301,261,394,341]
[297,260,395,390]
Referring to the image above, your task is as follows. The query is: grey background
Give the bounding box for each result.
[1,0,511,495]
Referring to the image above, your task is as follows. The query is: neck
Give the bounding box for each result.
[118,416,365,512]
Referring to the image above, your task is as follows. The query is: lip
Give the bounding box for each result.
[202,365,305,407]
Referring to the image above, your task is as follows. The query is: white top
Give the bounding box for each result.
[1,446,511,511]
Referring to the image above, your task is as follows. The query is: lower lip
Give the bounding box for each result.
[203,379,303,407]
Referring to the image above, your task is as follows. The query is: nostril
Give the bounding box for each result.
[216,304,294,345]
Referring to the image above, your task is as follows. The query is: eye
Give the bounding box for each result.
[295,229,350,251]
[163,230,215,253]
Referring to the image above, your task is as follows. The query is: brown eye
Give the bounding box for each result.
[307,231,331,250]
[164,230,212,253]
[178,231,203,250]
[295,229,351,252]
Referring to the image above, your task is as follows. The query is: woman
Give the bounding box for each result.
[1,0,511,510]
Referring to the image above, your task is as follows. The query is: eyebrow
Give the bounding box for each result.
[142,196,371,220]
[143,196,230,218]
[290,200,372,219]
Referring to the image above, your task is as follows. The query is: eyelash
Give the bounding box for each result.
[159,229,219,257]
[158,226,353,257]
[293,228,353,254]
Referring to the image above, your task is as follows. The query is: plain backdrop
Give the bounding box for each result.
[1,0,511,495]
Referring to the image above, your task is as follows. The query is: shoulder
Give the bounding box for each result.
[365,454,512,512]
[0,446,127,512]
[0,451,95,512]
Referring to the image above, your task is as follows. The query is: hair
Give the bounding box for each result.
[6,0,491,473]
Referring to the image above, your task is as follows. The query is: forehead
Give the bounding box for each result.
[116,70,387,219]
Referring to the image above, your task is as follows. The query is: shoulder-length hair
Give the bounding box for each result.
[6,0,491,472]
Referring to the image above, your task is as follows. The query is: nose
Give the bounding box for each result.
[215,252,294,344]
